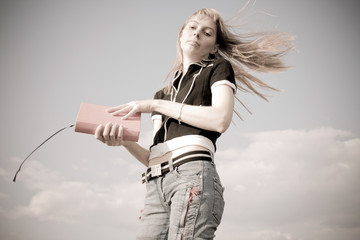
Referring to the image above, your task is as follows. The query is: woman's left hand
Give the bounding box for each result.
[95,123,131,147]
[107,100,154,119]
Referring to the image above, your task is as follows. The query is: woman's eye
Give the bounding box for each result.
[204,32,212,37]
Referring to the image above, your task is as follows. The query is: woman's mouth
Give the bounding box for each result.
[187,40,200,46]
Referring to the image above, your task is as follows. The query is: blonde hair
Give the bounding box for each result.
[166,7,295,117]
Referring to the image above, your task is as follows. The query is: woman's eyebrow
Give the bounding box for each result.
[188,20,215,32]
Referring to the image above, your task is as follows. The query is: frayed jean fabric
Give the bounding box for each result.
[136,160,225,240]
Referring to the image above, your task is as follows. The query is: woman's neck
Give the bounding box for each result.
[182,56,202,73]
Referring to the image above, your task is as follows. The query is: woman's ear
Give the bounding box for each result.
[211,44,219,54]
[208,44,219,59]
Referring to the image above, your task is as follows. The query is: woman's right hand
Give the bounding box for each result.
[95,122,130,147]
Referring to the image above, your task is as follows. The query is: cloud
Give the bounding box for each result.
[215,127,360,239]
[244,230,299,240]
[1,154,146,239]
[1,127,359,240]
[8,157,65,190]
[3,156,145,227]
[14,180,144,227]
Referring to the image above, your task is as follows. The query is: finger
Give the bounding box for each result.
[110,123,119,143]
[95,124,105,143]
[106,104,126,113]
[118,125,124,142]
[106,105,123,113]
[103,122,112,143]
[111,105,132,116]
[122,107,138,120]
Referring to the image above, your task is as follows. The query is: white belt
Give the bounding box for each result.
[149,135,215,159]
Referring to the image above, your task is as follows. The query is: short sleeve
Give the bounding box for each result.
[210,58,236,93]
[151,90,164,122]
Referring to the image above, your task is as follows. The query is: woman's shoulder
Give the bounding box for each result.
[204,57,234,75]
[208,56,236,84]
[153,88,172,99]
[201,56,233,73]
[212,56,232,68]
[153,89,165,99]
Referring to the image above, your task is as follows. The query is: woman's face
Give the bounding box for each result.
[180,15,218,61]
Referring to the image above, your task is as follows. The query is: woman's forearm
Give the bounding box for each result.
[152,100,232,133]
[152,86,234,133]
[123,142,150,167]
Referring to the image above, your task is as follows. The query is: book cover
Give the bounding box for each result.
[75,102,141,142]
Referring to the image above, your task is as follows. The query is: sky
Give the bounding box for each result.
[0,0,359,239]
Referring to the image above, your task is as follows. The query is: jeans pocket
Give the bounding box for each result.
[212,177,225,224]
[173,161,202,180]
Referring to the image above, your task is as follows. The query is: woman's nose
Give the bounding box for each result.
[193,30,200,38]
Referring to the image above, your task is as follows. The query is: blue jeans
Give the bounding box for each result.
[136,160,225,240]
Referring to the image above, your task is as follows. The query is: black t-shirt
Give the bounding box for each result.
[151,57,236,150]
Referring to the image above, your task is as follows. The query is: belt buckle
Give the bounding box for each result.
[151,164,162,177]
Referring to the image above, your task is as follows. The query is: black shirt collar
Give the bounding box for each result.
[173,58,216,79]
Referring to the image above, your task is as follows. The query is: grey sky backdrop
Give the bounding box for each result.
[1,0,360,239]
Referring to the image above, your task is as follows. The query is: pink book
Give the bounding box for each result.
[75,102,141,142]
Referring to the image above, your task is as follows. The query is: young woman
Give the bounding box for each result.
[95,8,294,240]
